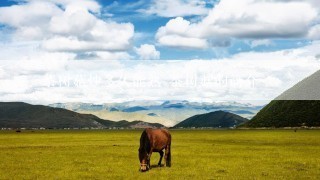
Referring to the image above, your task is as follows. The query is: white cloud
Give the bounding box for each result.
[0,0,134,58]
[24,0,101,13]
[0,41,76,60]
[139,0,209,17]
[134,44,160,60]
[156,0,319,48]
[156,17,208,49]
[15,26,44,40]
[157,35,208,49]
[0,1,62,28]
[308,25,320,40]
[1,42,319,104]
[42,26,133,52]
[95,52,132,60]
[250,39,273,48]
[48,6,97,35]
[201,0,317,38]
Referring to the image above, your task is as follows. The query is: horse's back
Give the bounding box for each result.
[146,128,171,139]
[145,128,171,151]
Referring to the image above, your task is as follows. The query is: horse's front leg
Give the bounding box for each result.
[147,148,153,169]
[158,150,164,166]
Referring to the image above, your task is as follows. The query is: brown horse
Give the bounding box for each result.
[138,128,171,172]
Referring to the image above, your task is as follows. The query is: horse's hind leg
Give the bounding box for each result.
[158,150,164,166]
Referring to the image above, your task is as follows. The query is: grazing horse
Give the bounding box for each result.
[138,128,171,172]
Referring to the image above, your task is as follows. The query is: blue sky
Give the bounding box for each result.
[103,0,310,59]
[0,0,320,104]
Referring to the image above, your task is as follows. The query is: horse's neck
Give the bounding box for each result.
[141,131,151,152]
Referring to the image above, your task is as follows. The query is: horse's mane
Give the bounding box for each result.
[140,129,151,153]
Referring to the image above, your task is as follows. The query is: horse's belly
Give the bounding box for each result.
[152,148,164,152]
[152,143,167,152]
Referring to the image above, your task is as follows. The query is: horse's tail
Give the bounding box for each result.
[166,133,172,167]
[167,144,171,167]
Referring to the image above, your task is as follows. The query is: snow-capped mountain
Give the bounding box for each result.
[49,100,264,127]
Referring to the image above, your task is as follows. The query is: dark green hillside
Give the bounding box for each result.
[174,110,248,128]
[244,100,320,127]
[0,102,166,129]
[0,102,106,128]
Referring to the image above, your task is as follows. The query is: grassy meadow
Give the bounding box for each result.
[0,129,319,179]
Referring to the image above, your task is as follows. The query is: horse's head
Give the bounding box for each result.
[138,148,150,172]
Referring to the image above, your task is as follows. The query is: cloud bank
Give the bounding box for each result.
[156,0,320,49]
[1,42,319,104]
[0,0,134,60]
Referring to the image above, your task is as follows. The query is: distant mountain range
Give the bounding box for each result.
[95,119,165,129]
[49,100,262,127]
[0,102,165,129]
[122,106,148,112]
[174,111,248,128]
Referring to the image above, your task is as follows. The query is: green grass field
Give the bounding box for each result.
[0,129,319,179]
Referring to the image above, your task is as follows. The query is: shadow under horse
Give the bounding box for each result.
[138,128,171,172]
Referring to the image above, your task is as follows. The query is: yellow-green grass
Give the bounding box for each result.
[0,129,319,179]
